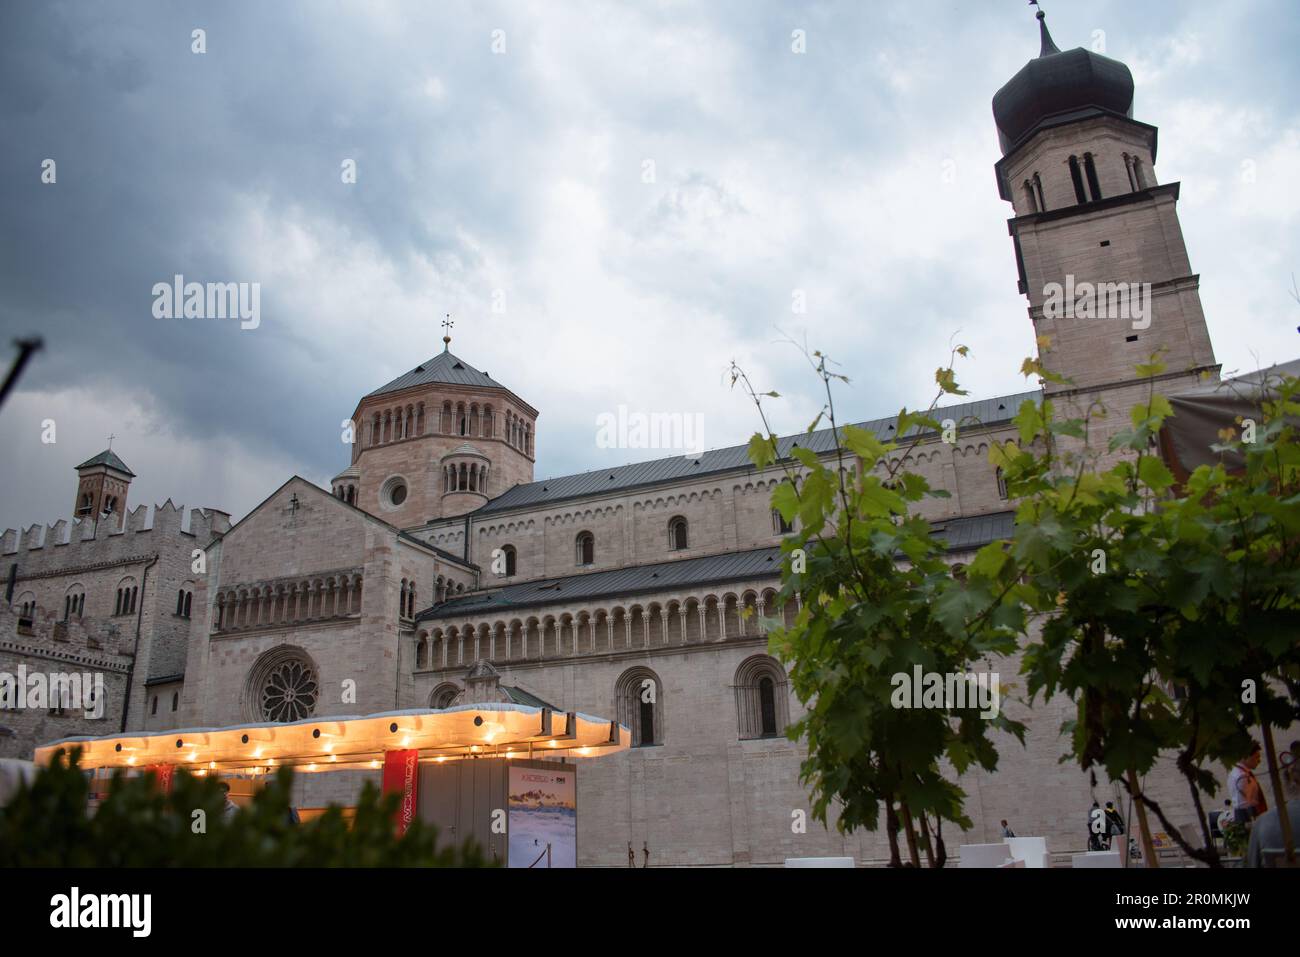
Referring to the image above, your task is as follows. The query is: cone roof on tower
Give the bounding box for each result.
[75,449,135,477]
[365,350,509,398]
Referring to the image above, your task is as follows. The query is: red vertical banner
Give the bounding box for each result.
[381,749,419,836]
[145,765,175,794]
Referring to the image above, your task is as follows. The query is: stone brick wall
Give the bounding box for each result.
[0,606,132,759]
[1,503,230,752]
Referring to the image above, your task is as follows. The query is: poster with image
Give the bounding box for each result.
[508,766,576,868]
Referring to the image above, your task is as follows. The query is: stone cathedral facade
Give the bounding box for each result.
[5,16,1238,864]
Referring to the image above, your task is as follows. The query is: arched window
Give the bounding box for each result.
[616,667,663,748]
[150,695,158,716]
[115,579,138,616]
[575,531,594,567]
[171,692,179,712]
[1033,172,1045,211]
[1023,179,1038,213]
[78,493,93,515]
[501,545,517,578]
[1068,154,1087,205]
[668,516,688,551]
[734,655,790,739]
[63,586,84,621]
[430,683,460,709]
[772,510,793,535]
[995,466,1009,501]
[1083,152,1102,202]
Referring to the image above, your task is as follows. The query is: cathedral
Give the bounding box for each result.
[2,14,1239,864]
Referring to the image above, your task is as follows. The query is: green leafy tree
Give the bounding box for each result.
[997,355,1300,867]
[732,346,1027,867]
[0,748,492,867]
[735,340,1298,868]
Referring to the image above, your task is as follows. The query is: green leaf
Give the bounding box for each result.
[841,424,886,465]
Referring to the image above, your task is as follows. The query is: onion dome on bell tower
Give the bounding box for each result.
[992,9,1136,156]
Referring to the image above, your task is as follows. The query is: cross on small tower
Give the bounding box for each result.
[441,313,454,351]
[106,433,116,450]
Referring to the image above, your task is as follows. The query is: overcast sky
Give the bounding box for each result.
[1,0,1297,532]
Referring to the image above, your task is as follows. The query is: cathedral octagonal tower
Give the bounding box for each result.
[338,336,537,528]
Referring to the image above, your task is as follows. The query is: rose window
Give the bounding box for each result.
[259,658,318,722]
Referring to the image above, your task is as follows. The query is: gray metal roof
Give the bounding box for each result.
[365,349,511,399]
[502,686,559,709]
[417,510,1015,621]
[474,388,1040,516]
[75,449,135,477]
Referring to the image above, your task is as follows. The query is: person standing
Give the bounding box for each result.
[1087,801,1105,851]
[1227,742,1268,824]
[1000,819,1015,838]
[1103,802,1125,849]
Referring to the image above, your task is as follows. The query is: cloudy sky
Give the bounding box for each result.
[1,0,1297,531]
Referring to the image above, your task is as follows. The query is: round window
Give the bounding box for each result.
[380,476,409,510]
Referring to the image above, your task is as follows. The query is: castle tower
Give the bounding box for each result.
[72,448,134,524]
[993,11,1218,400]
[340,328,538,528]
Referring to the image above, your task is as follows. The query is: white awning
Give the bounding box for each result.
[34,704,629,774]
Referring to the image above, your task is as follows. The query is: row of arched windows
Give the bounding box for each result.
[370,403,427,446]
[504,410,532,455]
[444,461,489,494]
[447,401,496,438]
[415,587,798,672]
[492,518,692,581]
[175,587,193,618]
[334,484,357,505]
[150,691,179,716]
[75,492,120,517]
[213,574,363,632]
[363,398,535,451]
[1022,151,1149,215]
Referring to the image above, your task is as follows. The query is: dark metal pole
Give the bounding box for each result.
[0,338,43,411]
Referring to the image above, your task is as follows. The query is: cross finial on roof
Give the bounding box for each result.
[442,313,454,351]
[1028,1,1060,56]
[106,433,116,450]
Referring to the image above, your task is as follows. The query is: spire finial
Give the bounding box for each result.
[106,432,116,450]
[1030,2,1061,57]
[441,313,454,351]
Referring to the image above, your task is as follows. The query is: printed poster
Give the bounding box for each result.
[508,766,576,868]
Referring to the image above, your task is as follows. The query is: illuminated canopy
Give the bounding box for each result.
[34,704,629,774]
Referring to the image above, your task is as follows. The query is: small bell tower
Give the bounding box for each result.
[73,444,134,524]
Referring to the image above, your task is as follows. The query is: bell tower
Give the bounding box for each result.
[73,447,134,524]
[993,10,1217,402]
